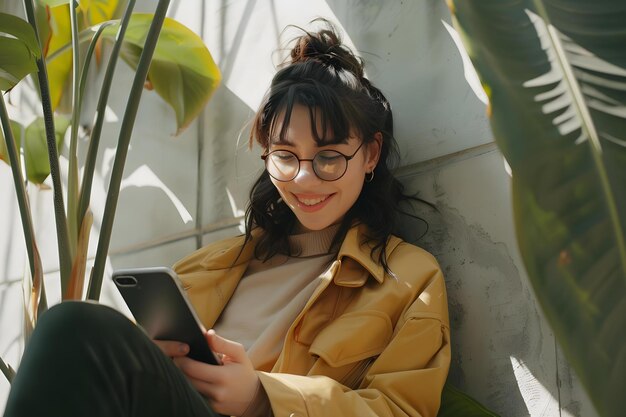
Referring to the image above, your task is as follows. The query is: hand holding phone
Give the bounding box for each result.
[112,267,220,365]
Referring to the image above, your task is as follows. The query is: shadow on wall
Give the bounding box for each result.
[406,201,533,416]
[395,153,567,417]
[201,83,261,232]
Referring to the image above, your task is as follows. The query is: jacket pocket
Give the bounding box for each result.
[308,310,393,368]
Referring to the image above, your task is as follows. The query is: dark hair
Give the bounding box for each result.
[244,21,427,274]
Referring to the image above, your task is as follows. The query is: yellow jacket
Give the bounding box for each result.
[174,225,451,417]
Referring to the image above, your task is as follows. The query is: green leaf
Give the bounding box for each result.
[449,2,626,417]
[37,0,121,110]
[0,38,37,91]
[42,3,73,111]
[23,116,70,183]
[39,0,72,6]
[104,15,221,134]
[437,384,500,417]
[0,13,41,91]
[0,13,41,55]
[78,0,121,26]
[0,120,24,168]
[34,2,52,57]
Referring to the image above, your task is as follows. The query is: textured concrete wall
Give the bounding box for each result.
[0,1,597,416]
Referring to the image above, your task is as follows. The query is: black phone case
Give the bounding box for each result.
[112,267,220,365]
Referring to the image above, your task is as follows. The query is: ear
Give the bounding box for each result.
[365,132,383,171]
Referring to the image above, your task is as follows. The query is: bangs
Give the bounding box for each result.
[258,81,357,148]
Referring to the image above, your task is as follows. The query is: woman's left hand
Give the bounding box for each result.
[173,330,259,416]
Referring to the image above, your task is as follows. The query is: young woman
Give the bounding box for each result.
[3,24,450,417]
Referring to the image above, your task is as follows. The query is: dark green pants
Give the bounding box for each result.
[3,301,220,417]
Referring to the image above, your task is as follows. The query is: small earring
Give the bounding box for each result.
[365,170,375,183]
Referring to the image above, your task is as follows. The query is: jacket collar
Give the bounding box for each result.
[334,224,401,286]
[198,228,262,270]
[197,224,401,287]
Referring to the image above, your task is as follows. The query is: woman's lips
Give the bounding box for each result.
[292,193,335,213]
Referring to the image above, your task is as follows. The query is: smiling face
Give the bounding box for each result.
[267,104,380,232]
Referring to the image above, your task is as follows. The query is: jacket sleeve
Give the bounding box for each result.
[257,266,451,417]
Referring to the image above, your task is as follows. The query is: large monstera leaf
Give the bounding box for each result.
[103,14,222,134]
[448,1,626,417]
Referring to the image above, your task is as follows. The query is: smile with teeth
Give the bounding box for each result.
[296,195,330,206]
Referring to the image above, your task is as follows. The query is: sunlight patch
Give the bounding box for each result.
[442,20,488,105]
[120,165,192,224]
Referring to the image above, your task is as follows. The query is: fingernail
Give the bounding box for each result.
[179,344,189,354]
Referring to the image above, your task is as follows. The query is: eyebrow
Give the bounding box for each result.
[269,137,295,146]
[269,137,350,147]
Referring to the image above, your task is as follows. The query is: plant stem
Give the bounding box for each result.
[67,0,81,261]
[0,356,15,383]
[23,0,73,290]
[195,0,207,250]
[72,22,114,240]
[46,27,94,63]
[0,95,47,325]
[78,0,136,231]
[87,0,170,300]
[0,97,37,287]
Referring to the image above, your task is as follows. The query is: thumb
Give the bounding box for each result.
[206,329,248,363]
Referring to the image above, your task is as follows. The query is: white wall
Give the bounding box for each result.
[0,1,597,416]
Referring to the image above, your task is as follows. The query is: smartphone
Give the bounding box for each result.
[112,267,220,365]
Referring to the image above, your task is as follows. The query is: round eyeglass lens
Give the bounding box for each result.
[313,150,347,181]
[266,150,299,181]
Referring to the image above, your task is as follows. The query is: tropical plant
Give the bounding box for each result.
[0,0,220,382]
[446,1,626,416]
[438,384,499,417]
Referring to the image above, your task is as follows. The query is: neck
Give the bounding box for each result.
[288,223,341,257]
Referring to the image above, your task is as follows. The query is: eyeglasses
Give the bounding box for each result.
[262,141,365,182]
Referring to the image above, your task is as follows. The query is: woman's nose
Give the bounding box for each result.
[294,160,321,184]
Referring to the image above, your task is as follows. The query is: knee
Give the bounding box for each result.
[35,301,130,343]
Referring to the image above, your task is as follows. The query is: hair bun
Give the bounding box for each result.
[289,23,365,79]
